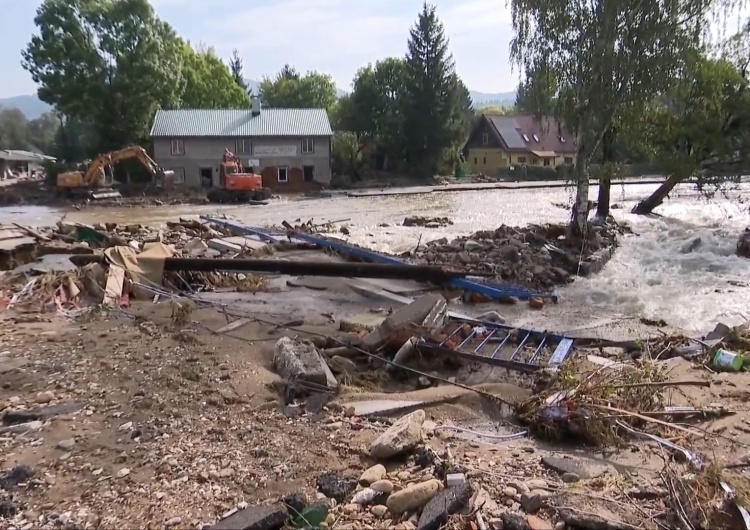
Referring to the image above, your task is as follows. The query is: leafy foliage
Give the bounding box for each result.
[180,44,250,109]
[259,67,338,109]
[0,107,61,154]
[229,49,248,92]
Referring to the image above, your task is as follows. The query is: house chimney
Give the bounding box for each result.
[251,95,261,116]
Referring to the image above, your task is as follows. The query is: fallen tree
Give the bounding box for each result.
[632,53,750,215]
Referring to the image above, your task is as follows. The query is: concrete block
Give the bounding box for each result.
[272,337,337,390]
[362,293,447,350]
[207,238,243,253]
[446,473,466,488]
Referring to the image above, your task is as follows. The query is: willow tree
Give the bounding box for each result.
[509,0,744,236]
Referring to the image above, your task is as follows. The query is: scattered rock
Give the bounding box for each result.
[370,479,394,493]
[208,504,288,530]
[417,482,473,530]
[500,513,530,530]
[116,468,130,479]
[520,490,545,513]
[540,455,615,480]
[561,472,580,483]
[56,438,75,451]
[0,465,33,490]
[370,409,425,459]
[386,478,443,516]
[34,391,55,404]
[272,337,337,392]
[371,505,388,517]
[359,464,387,486]
[281,492,307,514]
[316,470,357,502]
[525,515,553,530]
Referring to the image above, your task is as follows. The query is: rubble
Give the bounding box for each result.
[414,222,620,290]
[370,409,426,459]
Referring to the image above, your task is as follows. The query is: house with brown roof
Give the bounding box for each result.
[463,114,576,175]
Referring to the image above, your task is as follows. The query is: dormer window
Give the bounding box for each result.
[482,133,489,145]
[532,134,540,142]
[560,136,566,143]
[522,134,530,142]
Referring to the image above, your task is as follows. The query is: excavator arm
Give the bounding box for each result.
[83,146,174,186]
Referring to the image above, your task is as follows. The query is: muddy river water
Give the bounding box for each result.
[2,182,749,333]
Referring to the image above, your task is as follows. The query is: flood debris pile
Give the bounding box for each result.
[403,216,453,228]
[415,223,619,290]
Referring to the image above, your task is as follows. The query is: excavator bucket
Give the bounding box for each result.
[157,169,176,187]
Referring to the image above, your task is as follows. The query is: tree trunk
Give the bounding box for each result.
[570,139,589,237]
[631,174,684,215]
[596,175,611,219]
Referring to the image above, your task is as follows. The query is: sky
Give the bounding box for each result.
[0,0,517,99]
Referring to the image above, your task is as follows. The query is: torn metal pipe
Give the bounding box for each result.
[69,255,486,282]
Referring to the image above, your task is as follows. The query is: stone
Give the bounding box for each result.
[524,479,547,490]
[359,464,387,486]
[272,337,337,391]
[370,505,388,517]
[525,515,553,530]
[488,518,504,530]
[208,504,288,530]
[34,391,54,404]
[56,438,75,451]
[520,491,544,513]
[500,513,530,530]
[3,420,43,434]
[502,487,518,498]
[370,479,394,494]
[281,493,307,514]
[116,468,130,479]
[386,479,443,516]
[463,240,482,251]
[561,472,580,483]
[417,483,473,530]
[329,356,358,375]
[540,455,615,480]
[370,409,425,459]
[165,517,182,527]
[316,471,357,502]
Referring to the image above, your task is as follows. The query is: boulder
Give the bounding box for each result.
[370,409,426,459]
[417,483,473,530]
[359,464,387,486]
[207,504,287,530]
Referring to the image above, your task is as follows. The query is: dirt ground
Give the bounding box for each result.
[2,297,750,530]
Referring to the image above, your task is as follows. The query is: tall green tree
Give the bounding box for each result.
[515,64,557,116]
[27,111,60,154]
[229,48,248,92]
[509,0,743,235]
[402,3,469,178]
[22,0,185,154]
[259,67,338,109]
[0,108,30,150]
[181,44,250,108]
[632,54,750,214]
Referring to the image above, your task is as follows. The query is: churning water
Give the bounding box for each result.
[1,181,748,333]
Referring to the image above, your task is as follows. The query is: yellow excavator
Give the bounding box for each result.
[56,146,175,199]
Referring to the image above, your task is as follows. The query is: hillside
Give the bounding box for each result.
[0,82,515,120]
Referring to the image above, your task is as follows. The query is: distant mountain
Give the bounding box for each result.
[1,84,515,120]
[0,95,52,119]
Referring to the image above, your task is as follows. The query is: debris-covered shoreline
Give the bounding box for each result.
[1,214,750,530]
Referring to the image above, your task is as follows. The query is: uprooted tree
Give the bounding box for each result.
[508,0,747,236]
[632,53,750,215]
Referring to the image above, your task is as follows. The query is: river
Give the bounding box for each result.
[1,181,748,333]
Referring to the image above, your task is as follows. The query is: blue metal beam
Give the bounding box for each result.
[200,216,283,243]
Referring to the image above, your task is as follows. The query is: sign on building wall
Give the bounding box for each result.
[253,145,297,157]
[246,159,260,167]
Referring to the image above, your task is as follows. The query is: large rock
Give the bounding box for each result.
[359,464,386,486]
[417,483,473,530]
[386,478,443,515]
[316,470,358,502]
[370,409,426,459]
[540,455,616,480]
[737,229,750,258]
[272,337,337,390]
[208,504,287,530]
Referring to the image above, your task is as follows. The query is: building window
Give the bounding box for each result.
[543,158,550,167]
[518,156,527,164]
[277,167,289,183]
[170,139,184,156]
[522,134,530,142]
[564,156,574,164]
[483,157,486,165]
[170,168,185,184]
[474,157,477,164]
[532,158,539,165]
[235,139,251,154]
[533,134,540,142]
[481,133,489,145]
[302,138,314,154]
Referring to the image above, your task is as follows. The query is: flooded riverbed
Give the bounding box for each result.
[1,182,748,333]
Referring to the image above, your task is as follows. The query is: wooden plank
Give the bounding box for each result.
[215,318,251,334]
[103,266,125,307]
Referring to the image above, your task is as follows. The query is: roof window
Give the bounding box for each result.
[532,134,539,142]
[560,136,566,143]
[522,134,530,142]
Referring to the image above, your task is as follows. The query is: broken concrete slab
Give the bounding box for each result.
[339,312,388,332]
[340,399,426,417]
[207,504,288,530]
[0,356,29,374]
[362,293,447,351]
[272,337,337,391]
[540,455,617,480]
[417,482,473,530]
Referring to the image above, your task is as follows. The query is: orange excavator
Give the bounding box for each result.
[206,149,272,204]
